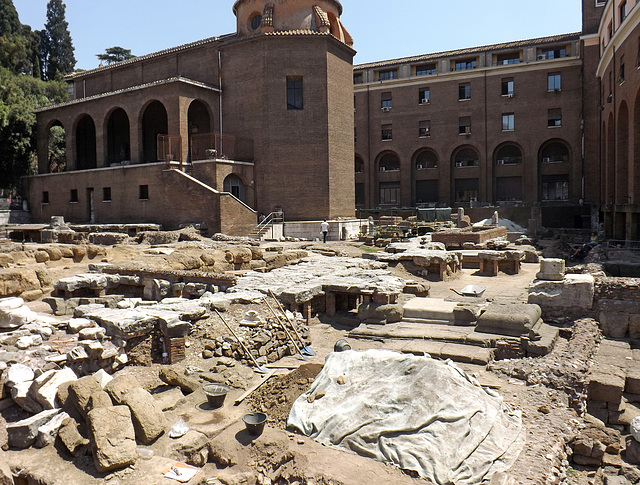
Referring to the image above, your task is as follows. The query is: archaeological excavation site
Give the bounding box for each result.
[0,212,637,485]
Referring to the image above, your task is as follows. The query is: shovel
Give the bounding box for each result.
[268,289,316,356]
[214,309,270,374]
[264,299,310,362]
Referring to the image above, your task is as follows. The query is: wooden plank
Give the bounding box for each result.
[233,371,275,406]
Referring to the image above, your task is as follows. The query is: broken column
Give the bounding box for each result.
[536,258,565,281]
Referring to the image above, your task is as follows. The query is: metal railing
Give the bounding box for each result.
[190,133,254,162]
[250,211,284,239]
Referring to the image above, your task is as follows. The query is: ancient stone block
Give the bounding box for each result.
[7,409,59,449]
[528,274,595,313]
[35,411,69,448]
[29,367,77,410]
[67,376,103,419]
[476,303,542,337]
[589,364,626,404]
[88,406,137,472]
[536,258,565,281]
[58,417,89,456]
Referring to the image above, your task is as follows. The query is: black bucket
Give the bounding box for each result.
[242,412,267,436]
[203,384,230,408]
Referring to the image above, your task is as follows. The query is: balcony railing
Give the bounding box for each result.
[190,133,254,162]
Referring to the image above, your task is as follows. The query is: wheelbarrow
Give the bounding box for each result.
[450,285,487,297]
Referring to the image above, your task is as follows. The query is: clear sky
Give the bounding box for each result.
[12,0,583,71]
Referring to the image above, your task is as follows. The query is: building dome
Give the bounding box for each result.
[232,0,352,46]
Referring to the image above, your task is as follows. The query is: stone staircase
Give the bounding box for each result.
[349,298,561,366]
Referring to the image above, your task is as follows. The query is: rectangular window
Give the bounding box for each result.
[419,120,431,137]
[355,183,365,206]
[286,76,303,110]
[620,56,626,83]
[455,58,477,71]
[381,124,392,141]
[379,182,400,206]
[454,178,479,202]
[69,189,78,203]
[353,73,363,84]
[416,63,436,76]
[378,69,398,81]
[459,116,471,135]
[459,83,471,100]
[419,88,430,104]
[548,73,562,91]
[542,176,569,200]
[139,185,149,200]
[497,52,520,65]
[620,1,628,21]
[595,0,606,5]
[541,47,567,60]
[608,22,613,42]
[502,113,515,131]
[548,108,562,127]
[42,191,49,204]
[103,187,112,202]
[381,92,392,110]
[501,78,514,96]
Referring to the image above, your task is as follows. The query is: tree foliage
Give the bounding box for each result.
[41,0,75,80]
[0,0,20,36]
[0,66,67,190]
[97,46,135,65]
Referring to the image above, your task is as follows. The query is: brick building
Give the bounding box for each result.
[352,0,640,236]
[353,34,584,218]
[27,0,355,235]
[593,0,640,239]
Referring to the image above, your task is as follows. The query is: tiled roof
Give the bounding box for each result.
[65,34,236,80]
[354,32,581,70]
[36,77,220,112]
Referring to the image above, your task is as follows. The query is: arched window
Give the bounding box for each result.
[541,142,569,163]
[355,156,364,173]
[47,121,66,173]
[415,150,438,170]
[495,144,522,165]
[379,153,400,171]
[76,115,97,170]
[453,147,479,167]
[224,174,245,202]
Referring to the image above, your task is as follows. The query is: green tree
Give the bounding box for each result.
[41,0,75,80]
[97,46,135,65]
[0,66,67,190]
[0,0,20,36]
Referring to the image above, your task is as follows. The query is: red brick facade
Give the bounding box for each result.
[28,0,355,233]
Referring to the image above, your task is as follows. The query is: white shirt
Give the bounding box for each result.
[321,222,329,232]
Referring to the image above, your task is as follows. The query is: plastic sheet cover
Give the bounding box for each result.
[287,349,524,485]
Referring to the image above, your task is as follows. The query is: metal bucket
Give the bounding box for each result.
[242,412,267,436]
[203,384,230,408]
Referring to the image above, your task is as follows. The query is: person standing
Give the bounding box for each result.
[321,220,329,243]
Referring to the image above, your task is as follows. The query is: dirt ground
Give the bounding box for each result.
[0,236,629,484]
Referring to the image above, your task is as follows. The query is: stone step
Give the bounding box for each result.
[402,298,457,322]
[349,322,517,349]
[382,339,494,365]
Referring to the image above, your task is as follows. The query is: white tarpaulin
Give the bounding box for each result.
[287,350,524,485]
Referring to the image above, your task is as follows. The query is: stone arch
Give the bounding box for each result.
[223,173,245,202]
[105,107,130,165]
[75,114,97,170]
[617,101,629,204]
[188,99,213,162]
[141,100,168,163]
[451,146,480,205]
[46,120,66,173]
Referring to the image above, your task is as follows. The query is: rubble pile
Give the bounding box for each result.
[206,316,311,366]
